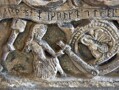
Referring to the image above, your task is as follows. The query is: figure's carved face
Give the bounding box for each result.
[33,24,47,40]
[81,35,94,46]
[80,28,110,60]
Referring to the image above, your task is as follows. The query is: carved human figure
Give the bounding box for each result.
[25,24,65,80]
[80,29,110,64]
[1,19,27,72]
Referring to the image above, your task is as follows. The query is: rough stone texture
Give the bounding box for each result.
[5,51,33,76]
[0,0,119,89]
[83,0,119,6]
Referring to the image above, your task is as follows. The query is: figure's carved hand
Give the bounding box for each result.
[56,50,64,57]
[25,41,32,52]
[57,41,66,49]
[64,45,71,52]
[7,44,15,51]
[57,41,71,52]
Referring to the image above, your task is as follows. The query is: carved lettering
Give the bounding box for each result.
[1,5,119,23]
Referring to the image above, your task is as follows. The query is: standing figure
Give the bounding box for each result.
[25,24,66,80]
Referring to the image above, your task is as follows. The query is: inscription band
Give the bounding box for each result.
[0,4,119,23]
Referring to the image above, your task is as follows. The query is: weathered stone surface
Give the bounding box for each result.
[83,0,119,6]
[0,0,119,89]
[5,51,33,76]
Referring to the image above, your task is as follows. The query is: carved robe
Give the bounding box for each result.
[29,40,65,79]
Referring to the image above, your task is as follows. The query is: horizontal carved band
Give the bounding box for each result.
[1,4,119,24]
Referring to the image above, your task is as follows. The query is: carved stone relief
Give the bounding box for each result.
[83,0,119,6]
[0,0,119,89]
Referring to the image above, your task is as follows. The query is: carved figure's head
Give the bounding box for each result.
[33,24,47,40]
[81,35,93,46]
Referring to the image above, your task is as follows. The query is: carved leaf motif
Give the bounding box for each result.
[94,29,111,43]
